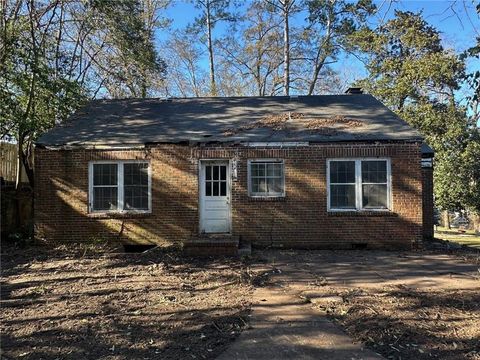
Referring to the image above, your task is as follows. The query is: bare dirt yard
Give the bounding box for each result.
[324,285,479,359]
[257,248,480,360]
[2,244,480,360]
[1,244,256,360]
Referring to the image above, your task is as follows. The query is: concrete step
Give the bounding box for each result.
[183,235,239,256]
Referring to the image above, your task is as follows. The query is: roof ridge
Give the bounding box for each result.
[88,94,372,102]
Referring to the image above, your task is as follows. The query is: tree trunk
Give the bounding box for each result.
[307,14,331,96]
[141,70,147,98]
[21,146,34,188]
[442,210,450,229]
[15,137,24,232]
[307,53,328,95]
[14,137,34,236]
[282,1,290,96]
[206,0,217,96]
[16,137,34,189]
[471,213,480,235]
[15,136,24,190]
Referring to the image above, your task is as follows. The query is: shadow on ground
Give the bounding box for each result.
[253,249,480,360]
[1,245,255,360]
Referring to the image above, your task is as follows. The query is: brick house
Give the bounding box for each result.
[35,90,434,254]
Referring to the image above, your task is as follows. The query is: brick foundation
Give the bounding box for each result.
[35,142,423,250]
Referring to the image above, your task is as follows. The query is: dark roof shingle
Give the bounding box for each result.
[37,95,423,146]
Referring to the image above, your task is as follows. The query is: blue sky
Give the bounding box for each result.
[158,0,479,100]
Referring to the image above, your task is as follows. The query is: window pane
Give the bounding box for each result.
[250,162,284,196]
[124,186,149,210]
[206,181,211,196]
[123,163,149,210]
[220,166,226,181]
[267,178,283,193]
[251,163,265,177]
[93,164,117,186]
[252,178,267,193]
[275,163,283,176]
[251,178,259,193]
[362,184,388,208]
[206,166,211,180]
[362,161,387,183]
[212,181,219,196]
[267,163,282,176]
[330,161,355,183]
[93,187,118,210]
[124,163,148,186]
[330,184,356,209]
[220,181,226,196]
[213,166,219,180]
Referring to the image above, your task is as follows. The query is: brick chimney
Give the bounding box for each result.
[345,87,363,94]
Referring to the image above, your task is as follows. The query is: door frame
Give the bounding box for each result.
[198,159,232,234]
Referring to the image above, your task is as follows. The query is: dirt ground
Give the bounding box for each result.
[258,248,480,360]
[1,245,256,360]
[314,285,480,360]
[2,244,479,360]
[328,246,480,360]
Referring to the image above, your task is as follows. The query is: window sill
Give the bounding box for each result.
[327,210,397,217]
[248,196,286,202]
[87,211,152,219]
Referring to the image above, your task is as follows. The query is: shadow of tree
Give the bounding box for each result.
[34,141,423,250]
[0,246,255,360]
[324,286,480,360]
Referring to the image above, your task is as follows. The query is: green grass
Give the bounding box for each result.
[435,226,480,249]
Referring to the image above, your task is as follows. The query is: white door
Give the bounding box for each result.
[200,161,231,233]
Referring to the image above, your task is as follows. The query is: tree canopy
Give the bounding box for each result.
[348,10,480,215]
[1,0,167,186]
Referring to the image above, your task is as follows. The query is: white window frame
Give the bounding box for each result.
[326,158,392,212]
[88,160,152,214]
[247,159,286,198]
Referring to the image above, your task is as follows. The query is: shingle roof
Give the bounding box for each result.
[421,143,435,157]
[36,95,423,147]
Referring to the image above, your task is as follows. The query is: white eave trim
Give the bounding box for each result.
[246,142,309,147]
[41,144,146,150]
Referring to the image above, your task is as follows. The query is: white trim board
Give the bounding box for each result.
[88,160,152,214]
[247,159,286,198]
[326,158,392,212]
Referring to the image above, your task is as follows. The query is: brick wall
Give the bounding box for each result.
[422,167,434,240]
[35,142,423,249]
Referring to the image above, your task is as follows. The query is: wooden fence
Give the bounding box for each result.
[0,141,28,184]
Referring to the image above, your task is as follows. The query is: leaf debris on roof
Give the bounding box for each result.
[223,112,305,136]
[223,113,363,137]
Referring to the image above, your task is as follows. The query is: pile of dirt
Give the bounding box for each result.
[1,245,256,360]
[314,285,480,360]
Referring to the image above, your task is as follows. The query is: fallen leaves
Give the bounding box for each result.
[223,113,363,136]
[301,115,363,134]
[319,285,480,360]
[1,246,255,360]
